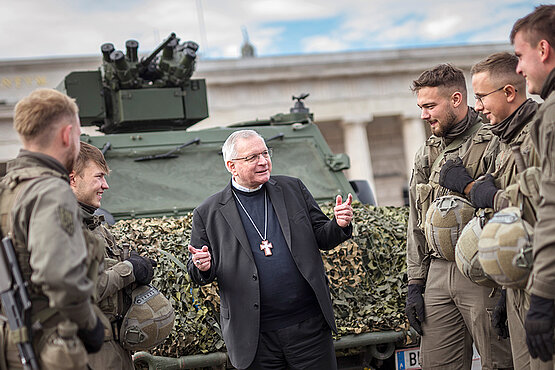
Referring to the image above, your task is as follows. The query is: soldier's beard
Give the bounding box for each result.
[435,109,458,137]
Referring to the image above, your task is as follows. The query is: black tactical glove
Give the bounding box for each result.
[469,174,499,209]
[491,289,509,339]
[77,316,105,354]
[439,157,474,194]
[127,251,156,285]
[405,283,425,335]
[525,294,555,362]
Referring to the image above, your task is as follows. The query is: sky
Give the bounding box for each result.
[0,0,548,61]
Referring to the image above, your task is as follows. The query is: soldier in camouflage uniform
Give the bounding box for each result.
[405,64,513,369]
[510,4,555,365]
[69,142,155,370]
[0,89,104,368]
[440,52,550,369]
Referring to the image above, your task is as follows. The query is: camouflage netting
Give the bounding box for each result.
[110,202,409,357]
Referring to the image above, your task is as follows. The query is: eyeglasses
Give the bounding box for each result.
[474,86,509,106]
[232,148,272,163]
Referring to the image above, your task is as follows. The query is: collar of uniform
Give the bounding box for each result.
[540,67,555,100]
[13,149,69,179]
[444,107,479,141]
[79,202,101,229]
[231,178,263,192]
[79,202,98,216]
[492,98,538,144]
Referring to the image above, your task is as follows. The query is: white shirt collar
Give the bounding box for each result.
[232,178,263,192]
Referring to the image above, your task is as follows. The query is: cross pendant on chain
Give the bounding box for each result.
[260,240,273,256]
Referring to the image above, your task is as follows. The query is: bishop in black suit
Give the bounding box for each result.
[187,129,353,370]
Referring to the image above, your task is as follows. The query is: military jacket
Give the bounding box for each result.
[491,99,540,225]
[0,151,97,331]
[407,110,499,282]
[81,206,134,324]
[528,68,555,300]
[80,207,136,370]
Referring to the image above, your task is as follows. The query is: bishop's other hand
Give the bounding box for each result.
[188,245,212,271]
[334,193,353,228]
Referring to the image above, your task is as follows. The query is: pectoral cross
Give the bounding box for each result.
[260,240,273,256]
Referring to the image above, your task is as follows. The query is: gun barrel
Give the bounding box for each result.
[110,51,128,71]
[101,43,115,63]
[179,48,196,69]
[183,41,199,52]
[18,342,40,370]
[126,40,139,63]
[141,33,177,68]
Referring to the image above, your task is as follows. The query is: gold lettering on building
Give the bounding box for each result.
[0,76,48,89]
[35,76,47,86]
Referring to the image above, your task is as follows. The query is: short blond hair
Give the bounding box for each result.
[14,88,79,143]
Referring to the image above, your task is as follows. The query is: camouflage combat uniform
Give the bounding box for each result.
[528,67,555,366]
[407,108,513,369]
[488,98,552,370]
[0,151,99,369]
[80,204,136,370]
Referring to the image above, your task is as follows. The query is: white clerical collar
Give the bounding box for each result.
[232,178,263,192]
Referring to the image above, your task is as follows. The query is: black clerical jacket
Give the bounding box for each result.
[187,175,352,369]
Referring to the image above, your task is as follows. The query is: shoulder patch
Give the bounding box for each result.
[58,206,75,235]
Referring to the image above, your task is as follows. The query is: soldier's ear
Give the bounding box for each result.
[538,40,552,63]
[451,91,463,108]
[60,124,73,148]
[504,85,517,103]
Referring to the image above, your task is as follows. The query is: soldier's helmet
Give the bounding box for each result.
[120,285,175,351]
[425,195,475,261]
[478,207,533,289]
[455,215,498,287]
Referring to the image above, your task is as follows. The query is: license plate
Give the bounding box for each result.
[395,346,482,370]
[395,348,420,370]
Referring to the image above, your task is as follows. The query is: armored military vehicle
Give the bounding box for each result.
[57,33,375,222]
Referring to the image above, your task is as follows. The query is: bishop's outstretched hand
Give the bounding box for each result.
[334,193,353,228]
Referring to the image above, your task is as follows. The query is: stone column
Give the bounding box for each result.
[402,116,427,180]
[341,117,376,198]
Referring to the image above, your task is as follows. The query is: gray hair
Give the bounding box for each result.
[222,129,265,164]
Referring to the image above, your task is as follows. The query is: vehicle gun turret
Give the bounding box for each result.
[57,33,207,133]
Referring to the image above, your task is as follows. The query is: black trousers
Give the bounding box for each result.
[244,313,337,370]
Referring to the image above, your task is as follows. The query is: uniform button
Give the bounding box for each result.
[252,275,257,281]
[254,303,259,310]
